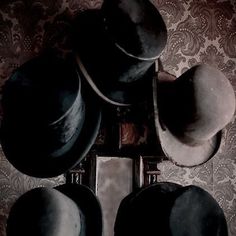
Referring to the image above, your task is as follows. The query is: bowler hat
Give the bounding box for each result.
[7,184,103,236]
[153,64,235,167]
[0,52,102,177]
[74,0,167,106]
[115,182,228,236]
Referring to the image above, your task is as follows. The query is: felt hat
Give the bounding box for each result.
[115,182,228,236]
[74,0,167,106]
[0,51,102,177]
[7,184,103,236]
[153,64,235,167]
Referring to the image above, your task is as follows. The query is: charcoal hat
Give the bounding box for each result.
[74,0,167,106]
[115,182,228,236]
[115,182,182,236]
[7,184,103,236]
[153,64,235,167]
[101,0,167,60]
[0,52,102,177]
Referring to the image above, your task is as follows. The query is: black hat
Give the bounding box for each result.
[74,0,167,106]
[153,65,235,167]
[7,184,103,236]
[115,182,228,236]
[0,52,101,177]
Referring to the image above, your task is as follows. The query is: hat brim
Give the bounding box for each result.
[152,76,222,167]
[169,185,228,236]
[55,184,103,236]
[0,67,102,178]
[74,10,154,106]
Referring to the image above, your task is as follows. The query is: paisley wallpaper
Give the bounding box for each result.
[152,1,236,235]
[0,0,235,236]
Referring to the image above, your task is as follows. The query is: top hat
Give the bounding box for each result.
[0,51,102,177]
[153,64,235,167]
[73,0,167,106]
[115,182,228,236]
[7,184,103,236]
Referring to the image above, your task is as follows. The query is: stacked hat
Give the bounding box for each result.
[74,0,167,106]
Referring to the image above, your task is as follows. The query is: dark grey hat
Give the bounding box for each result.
[115,182,228,236]
[7,184,103,236]
[0,52,101,177]
[153,65,235,167]
[74,0,167,106]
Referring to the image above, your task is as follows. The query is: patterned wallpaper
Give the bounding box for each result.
[153,1,236,236]
[0,0,235,236]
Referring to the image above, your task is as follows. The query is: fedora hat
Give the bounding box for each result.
[115,182,228,236]
[7,183,103,236]
[0,51,102,177]
[153,64,235,167]
[73,0,167,106]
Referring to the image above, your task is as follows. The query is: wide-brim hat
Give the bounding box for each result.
[115,182,228,236]
[73,0,167,106]
[0,51,102,177]
[7,183,103,236]
[152,64,235,167]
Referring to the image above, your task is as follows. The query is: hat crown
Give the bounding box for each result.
[102,0,167,59]
[7,188,82,236]
[3,55,82,124]
[2,54,85,157]
[115,183,228,236]
[170,186,228,235]
[160,65,235,145]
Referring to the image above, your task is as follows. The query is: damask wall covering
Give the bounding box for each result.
[0,0,235,236]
